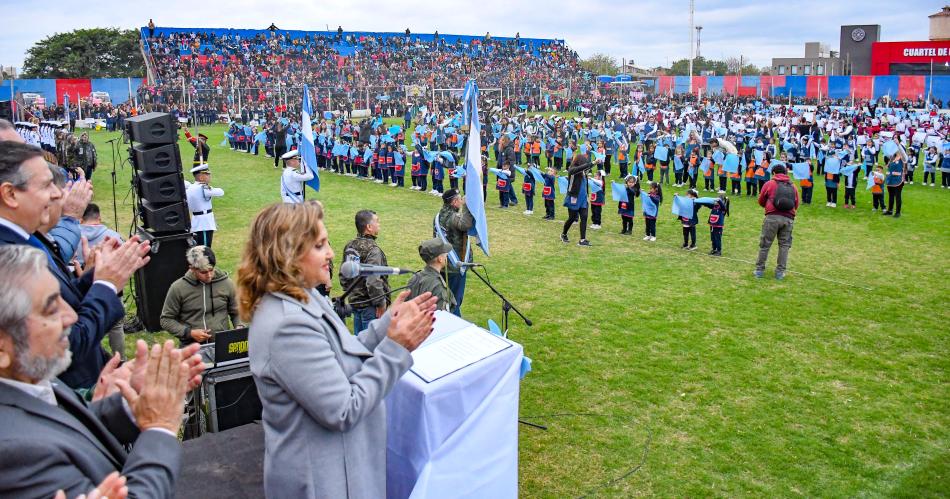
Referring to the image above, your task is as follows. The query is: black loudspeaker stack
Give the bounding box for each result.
[125,112,194,331]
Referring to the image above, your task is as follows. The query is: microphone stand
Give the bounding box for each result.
[464,266,545,431]
[332,275,365,320]
[106,137,120,230]
[465,266,531,337]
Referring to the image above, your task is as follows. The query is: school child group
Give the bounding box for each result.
[226,102,944,255]
[309,123,467,197]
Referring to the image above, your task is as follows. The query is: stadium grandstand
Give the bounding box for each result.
[138,26,591,117]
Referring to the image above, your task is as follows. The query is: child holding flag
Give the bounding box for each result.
[521,166,537,215]
[923,146,938,186]
[842,162,860,209]
[542,166,557,220]
[678,189,699,250]
[617,175,640,235]
[717,157,728,194]
[673,145,686,187]
[706,196,728,256]
[644,143,657,182]
[643,182,663,242]
[870,165,886,211]
[687,150,699,189]
[744,154,757,196]
[824,153,841,207]
[657,142,671,185]
[800,162,814,205]
[409,147,421,189]
[589,170,605,229]
[431,153,446,195]
[617,140,630,179]
[703,150,715,191]
[392,144,406,188]
[905,145,918,185]
[729,159,742,196]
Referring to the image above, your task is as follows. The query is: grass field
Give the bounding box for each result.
[80,120,949,497]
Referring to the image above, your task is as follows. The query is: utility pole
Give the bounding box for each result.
[696,26,703,59]
[737,54,743,95]
[689,0,695,95]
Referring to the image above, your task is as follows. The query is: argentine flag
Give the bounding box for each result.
[462,80,490,256]
[300,84,320,192]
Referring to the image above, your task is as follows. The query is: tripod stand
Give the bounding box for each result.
[465,266,546,430]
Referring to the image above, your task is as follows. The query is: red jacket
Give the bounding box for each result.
[758,174,799,219]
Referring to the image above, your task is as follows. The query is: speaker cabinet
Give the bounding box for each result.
[132,142,182,176]
[133,230,194,332]
[139,200,190,234]
[204,363,263,433]
[136,173,186,205]
[126,112,177,144]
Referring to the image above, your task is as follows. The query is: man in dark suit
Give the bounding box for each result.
[0,141,150,389]
[0,245,200,498]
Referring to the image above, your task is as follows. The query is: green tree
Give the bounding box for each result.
[22,28,144,78]
[666,56,764,76]
[580,53,619,76]
[668,56,726,75]
[723,57,764,76]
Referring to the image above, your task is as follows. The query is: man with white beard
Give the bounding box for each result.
[0,245,205,498]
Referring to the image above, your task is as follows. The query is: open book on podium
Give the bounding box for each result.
[409,312,513,383]
[387,311,522,499]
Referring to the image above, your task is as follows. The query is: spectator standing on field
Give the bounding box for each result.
[754,164,799,280]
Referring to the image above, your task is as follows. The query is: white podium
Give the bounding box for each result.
[385,311,522,499]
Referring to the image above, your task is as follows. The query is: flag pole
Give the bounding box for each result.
[9,78,17,121]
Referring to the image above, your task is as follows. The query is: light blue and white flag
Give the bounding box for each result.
[791,162,811,180]
[461,80,489,256]
[671,195,694,217]
[300,84,320,192]
[641,192,658,217]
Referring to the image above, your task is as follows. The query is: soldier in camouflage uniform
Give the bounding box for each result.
[75,132,97,179]
[407,238,456,312]
[339,210,391,333]
[435,189,474,316]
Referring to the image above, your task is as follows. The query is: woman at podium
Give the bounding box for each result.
[237,201,437,498]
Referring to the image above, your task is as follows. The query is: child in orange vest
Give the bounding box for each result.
[744,153,757,196]
[800,161,814,204]
[645,143,657,182]
[870,165,886,211]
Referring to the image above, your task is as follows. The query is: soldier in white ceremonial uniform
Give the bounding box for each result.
[280,149,315,203]
[186,163,224,247]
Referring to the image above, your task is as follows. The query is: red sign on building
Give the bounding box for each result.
[871,41,950,75]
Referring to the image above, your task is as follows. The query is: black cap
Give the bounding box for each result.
[442,189,459,203]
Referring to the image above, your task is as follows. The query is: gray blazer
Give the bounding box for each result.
[248,289,412,499]
[0,379,181,499]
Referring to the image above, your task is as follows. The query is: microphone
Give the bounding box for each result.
[457,262,483,268]
[339,260,414,279]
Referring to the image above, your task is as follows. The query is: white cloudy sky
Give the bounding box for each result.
[0,0,940,71]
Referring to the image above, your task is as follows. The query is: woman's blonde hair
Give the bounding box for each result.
[237,201,325,321]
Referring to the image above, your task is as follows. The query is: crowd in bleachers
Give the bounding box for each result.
[139,27,587,116]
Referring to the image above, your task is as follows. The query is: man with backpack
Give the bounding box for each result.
[754,164,799,280]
